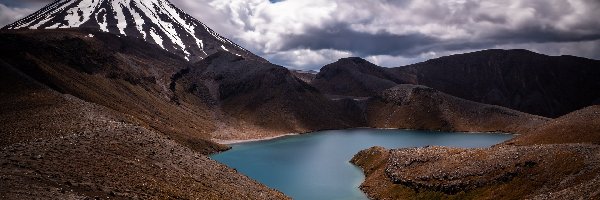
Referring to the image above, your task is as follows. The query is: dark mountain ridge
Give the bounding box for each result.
[313,49,600,118]
[396,49,600,118]
[312,57,410,97]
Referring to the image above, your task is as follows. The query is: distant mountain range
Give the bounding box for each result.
[1,0,599,199]
[311,51,600,118]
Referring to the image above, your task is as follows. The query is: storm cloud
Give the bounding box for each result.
[2,0,600,70]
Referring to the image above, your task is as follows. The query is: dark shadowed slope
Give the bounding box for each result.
[2,0,262,62]
[0,58,289,199]
[365,84,548,134]
[172,52,366,140]
[507,105,600,145]
[394,49,600,118]
[312,57,411,97]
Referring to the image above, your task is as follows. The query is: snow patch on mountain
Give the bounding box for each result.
[3,0,257,62]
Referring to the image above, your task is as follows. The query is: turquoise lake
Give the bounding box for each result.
[211,129,514,200]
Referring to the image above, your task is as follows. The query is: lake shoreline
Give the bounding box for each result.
[214,133,300,145]
[211,129,514,200]
[213,128,516,145]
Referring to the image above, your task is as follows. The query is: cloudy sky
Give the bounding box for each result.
[1,0,600,70]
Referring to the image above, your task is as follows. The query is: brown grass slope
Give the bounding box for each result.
[365,84,548,134]
[0,29,226,153]
[172,52,366,140]
[508,105,600,145]
[0,60,289,199]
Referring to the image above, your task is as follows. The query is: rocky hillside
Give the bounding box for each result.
[365,85,548,134]
[0,29,225,153]
[0,28,368,147]
[0,59,288,199]
[171,52,365,140]
[507,105,600,145]
[352,145,600,200]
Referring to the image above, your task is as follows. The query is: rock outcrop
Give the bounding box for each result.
[352,144,600,199]
[352,104,600,200]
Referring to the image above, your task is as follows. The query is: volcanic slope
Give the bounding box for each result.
[0,56,289,199]
[3,0,261,62]
[171,51,366,140]
[0,29,226,153]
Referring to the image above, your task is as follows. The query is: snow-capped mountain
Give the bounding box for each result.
[3,0,259,62]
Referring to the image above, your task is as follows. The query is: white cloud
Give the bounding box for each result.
[168,0,600,70]
[4,0,600,70]
[0,4,35,27]
[264,48,352,70]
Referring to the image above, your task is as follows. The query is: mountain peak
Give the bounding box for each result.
[3,0,260,62]
[338,57,370,64]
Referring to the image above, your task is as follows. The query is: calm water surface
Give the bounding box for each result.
[211,129,513,200]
